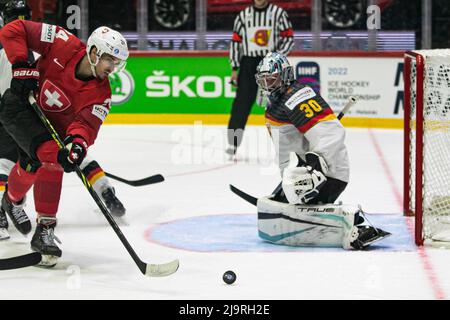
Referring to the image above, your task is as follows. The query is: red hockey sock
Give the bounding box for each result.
[34,166,64,217]
[34,140,64,215]
[7,162,37,203]
[7,140,61,204]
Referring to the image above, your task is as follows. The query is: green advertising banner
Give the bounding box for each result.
[109,56,264,115]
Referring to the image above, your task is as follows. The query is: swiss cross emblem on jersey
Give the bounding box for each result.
[39,80,72,112]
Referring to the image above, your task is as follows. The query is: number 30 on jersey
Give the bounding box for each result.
[299,99,322,118]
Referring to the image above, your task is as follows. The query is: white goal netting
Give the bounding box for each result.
[407,49,450,244]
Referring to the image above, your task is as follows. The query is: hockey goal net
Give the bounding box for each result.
[404,49,450,246]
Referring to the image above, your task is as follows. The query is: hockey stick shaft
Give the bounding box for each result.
[28,96,178,277]
[0,252,42,270]
[105,172,164,187]
[230,184,257,206]
[337,96,357,120]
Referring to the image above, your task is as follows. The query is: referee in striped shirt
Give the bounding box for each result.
[227,0,294,156]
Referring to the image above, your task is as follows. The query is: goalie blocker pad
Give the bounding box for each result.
[257,196,360,248]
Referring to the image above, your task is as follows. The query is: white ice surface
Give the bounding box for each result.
[1,125,450,300]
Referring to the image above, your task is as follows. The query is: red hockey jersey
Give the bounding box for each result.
[0,20,111,147]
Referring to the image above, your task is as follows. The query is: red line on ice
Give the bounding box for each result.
[368,128,445,300]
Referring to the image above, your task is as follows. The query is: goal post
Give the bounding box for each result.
[404,49,450,246]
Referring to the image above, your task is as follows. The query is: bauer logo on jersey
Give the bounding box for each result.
[39,80,71,112]
[41,23,56,43]
[285,87,317,110]
[92,104,109,121]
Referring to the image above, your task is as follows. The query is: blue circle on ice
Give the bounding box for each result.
[146,214,415,252]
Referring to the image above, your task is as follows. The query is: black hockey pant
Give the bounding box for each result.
[0,89,53,172]
[227,56,263,148]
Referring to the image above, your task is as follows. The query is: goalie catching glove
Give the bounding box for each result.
[57,136,88,173]
[282,152,327,204]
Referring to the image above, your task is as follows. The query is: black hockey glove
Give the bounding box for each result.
[57,136,88,173]
[305,152,329,175]
[10,61,40,97]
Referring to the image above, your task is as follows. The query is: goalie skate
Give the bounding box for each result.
[350,225,391,250]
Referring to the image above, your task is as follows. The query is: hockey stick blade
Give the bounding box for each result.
[0,252,42,270]
[229,184,258,206]
[105,172,165,187]
[144,259,180,277]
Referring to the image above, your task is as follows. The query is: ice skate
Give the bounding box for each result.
[0,209,9,240]
[101,187,126,217]
[31,217,62,268]
[225,145,237,162]
[350,225,391,250]
[1,192,31,235]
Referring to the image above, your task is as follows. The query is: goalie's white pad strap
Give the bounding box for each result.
[257,196,358,248]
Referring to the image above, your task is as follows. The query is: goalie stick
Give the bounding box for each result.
[0,252,42,270]
[27,95,179,277]
[105,172,164,187]
[337,96,357,120]
[230,185,257,206]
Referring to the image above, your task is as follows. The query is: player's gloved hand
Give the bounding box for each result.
[299,166,327,203]
[282,165,327,204]
[57,136,88,173]
[305,152,329,175]
[10,61,40,97]
[281,152,327,204]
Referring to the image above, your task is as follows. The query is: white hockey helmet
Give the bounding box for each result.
[86,26,129,76]
[255,52,294,98]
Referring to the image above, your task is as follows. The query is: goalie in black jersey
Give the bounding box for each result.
[248,52,391,250]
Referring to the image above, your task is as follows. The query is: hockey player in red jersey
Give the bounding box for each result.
[0,19,128,266]
[0,0,126,243]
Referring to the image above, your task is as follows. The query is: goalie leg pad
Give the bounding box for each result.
[257,196,359,248]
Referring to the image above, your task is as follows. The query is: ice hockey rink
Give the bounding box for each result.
[1,124,449,300]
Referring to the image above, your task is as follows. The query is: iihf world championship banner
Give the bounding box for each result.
[107,52,404,128]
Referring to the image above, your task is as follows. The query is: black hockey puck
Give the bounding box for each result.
[223,270,236,284]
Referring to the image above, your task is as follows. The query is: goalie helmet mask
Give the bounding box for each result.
[255,51,295,100]
[2,0,30,24]
[86,26,129,77]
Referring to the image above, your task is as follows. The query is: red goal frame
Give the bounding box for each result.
[403,51,424,246]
